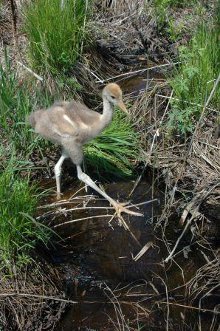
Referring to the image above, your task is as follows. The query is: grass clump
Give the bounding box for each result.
[85,111,141,179]
[167,19,220,134]
[23,0,90,75]
[0,166,49,271]
[0,55,53,162]
[0,60,33,151]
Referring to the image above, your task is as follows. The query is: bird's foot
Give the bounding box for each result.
[56,192,61,200]
[113,201,143,224]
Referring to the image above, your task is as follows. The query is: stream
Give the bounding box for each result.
[37,72,219,330]
[38,177,217,331]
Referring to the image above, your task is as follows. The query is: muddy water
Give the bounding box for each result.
[116,63,165,97]
[39,179,165,330]
[38,176,217,331]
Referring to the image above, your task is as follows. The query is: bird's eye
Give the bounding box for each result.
[111,95,116,99]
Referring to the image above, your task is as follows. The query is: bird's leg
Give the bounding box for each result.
[76,165,143,219]
[54,153,68,199]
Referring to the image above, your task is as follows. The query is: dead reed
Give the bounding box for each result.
[0,261,67,331]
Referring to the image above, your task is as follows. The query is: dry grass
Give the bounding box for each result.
[130,82,220,220]
[128,77,220,329]
[0,261,67,331]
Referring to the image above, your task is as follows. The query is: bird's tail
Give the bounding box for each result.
[27,110,43,129]
[28,112,36,128]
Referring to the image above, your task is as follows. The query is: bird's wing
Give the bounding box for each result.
[66,100,101,126]
[48,105,79,137]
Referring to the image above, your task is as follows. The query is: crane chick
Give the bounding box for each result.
[29,83,142,218]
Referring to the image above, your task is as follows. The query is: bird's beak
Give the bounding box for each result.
[117,100,128,113]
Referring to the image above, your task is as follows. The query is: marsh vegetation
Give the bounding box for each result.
[0,0,219,330]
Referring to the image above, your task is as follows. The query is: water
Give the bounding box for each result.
[37,175,219,331]
[38,179,165,330]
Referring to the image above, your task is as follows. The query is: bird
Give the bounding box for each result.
[29,83,142,218]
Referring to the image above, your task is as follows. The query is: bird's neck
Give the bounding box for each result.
[99,97,113,130]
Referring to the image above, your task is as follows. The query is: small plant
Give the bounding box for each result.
[0,165,50,271]
[166,18,185,41]
[154,0,198,28]
[23,0,90,75]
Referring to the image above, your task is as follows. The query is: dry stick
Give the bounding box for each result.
[164,73,220,263]
[39,198,157,210]
[99,62,181,84]
[132,241,153,261]
[156,94,215,113]
[53,214,113,228]
[0,292,77,305]
[83,65,106,84]
[164,215,194,263]
[198,283,220,331]
[155,274,170,331]
[103,283,130,331]
[129,199,158,207]
[129,89,173,197]
[42,199,158,217]
[165,182,219,263]
[118,216,142,248]
[36,206,115,220]
[17,61,43,82]
[158,301,220,315]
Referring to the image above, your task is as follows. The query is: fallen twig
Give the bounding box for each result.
[17,61,43,81]
[132,241,153,261]
[0,292,77,305]
[99,62,181,84]
[164,214,194,263]
[158,301,220,315]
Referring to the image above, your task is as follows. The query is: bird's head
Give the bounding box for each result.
[102,83,127,113]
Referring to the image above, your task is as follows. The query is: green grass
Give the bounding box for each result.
[0,54,54,166]
[0,165,50,271]
[155,0,195,8]
[23,0,90,75]
[167,17,220,134]
[85,110,141,179]
[153,0,205,32]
